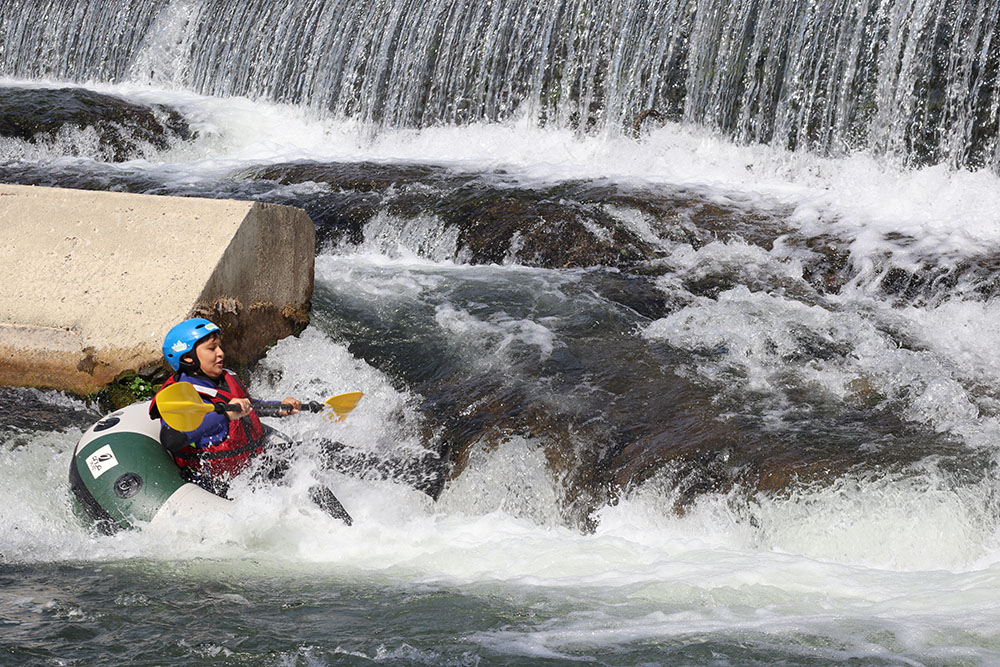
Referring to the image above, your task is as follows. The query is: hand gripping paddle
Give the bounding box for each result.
[155,381,363,432]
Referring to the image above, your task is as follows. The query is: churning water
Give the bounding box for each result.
[4,0,1000,664]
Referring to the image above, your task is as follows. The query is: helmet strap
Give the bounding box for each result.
[178,354,201,375]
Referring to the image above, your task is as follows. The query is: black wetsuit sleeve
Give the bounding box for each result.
[159,423,192,454]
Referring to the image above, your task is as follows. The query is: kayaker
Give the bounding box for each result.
[149,317,302,494]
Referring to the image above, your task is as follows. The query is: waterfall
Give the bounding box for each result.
[1,0,999,169]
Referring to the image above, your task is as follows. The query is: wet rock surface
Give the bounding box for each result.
[3,153,996,528]
[0,387,99,435]
[0,87,193,161]
[313,256,984,529]
[238,161,794,270]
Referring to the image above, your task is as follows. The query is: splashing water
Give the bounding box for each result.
[4,2,1000,661]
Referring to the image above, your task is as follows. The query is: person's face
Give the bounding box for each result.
[190,334,225,378]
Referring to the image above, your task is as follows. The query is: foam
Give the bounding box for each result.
[4,79,1000,661]
[6,78,1000,270]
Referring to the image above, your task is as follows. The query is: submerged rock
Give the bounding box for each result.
[0,87,193,161]
[239,161,797,271]
[0,386,100,435]
[3,153,990,528]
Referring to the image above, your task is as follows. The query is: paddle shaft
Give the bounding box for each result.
[216,400,326,418]
[156,382,362,431]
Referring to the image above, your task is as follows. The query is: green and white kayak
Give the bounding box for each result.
[69,401,231,533]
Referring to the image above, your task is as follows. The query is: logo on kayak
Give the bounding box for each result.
[114,473,143,499]
[85,444,119,479]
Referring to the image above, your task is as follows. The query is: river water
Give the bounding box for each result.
[4,1,1000,665]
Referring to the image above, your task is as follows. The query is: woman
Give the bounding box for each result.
[149,318,301,494]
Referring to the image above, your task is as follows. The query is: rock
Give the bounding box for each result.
[0,87,193,162]
[240,161,794,270]
[0,184,314,395]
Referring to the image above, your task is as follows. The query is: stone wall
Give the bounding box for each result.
[0,184,315,394]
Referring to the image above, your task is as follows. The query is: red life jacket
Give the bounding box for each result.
[154,371,266,480]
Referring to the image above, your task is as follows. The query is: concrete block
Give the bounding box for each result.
[0,183,315,394]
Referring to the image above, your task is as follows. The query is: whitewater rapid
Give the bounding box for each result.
[4,79,1000,663]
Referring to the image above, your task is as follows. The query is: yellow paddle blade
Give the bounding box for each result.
[156,381,214,432]
[324,392,363,421]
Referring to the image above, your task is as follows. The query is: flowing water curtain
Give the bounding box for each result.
[683,0,882,153]
[683,0,1000,168]
[1,0,1000,168]
[126,0,207,88]
[171,0,693,130]
[0,0,170,82]
[876,0,1000,169]
[0,0,692,129]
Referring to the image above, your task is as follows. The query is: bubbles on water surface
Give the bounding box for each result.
[2,75,1000,582]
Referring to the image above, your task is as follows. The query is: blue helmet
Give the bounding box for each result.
[162,318,220,371]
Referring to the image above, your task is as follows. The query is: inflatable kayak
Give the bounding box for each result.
[69,401,354,532]
[69,401,232,533]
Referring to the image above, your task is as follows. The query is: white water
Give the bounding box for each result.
[4,390,1000,661]
[4,80,1000,661]
[7,76,1000,251]
[5,0,1000,173]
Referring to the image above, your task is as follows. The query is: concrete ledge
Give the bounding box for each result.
[0,183,315,394]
